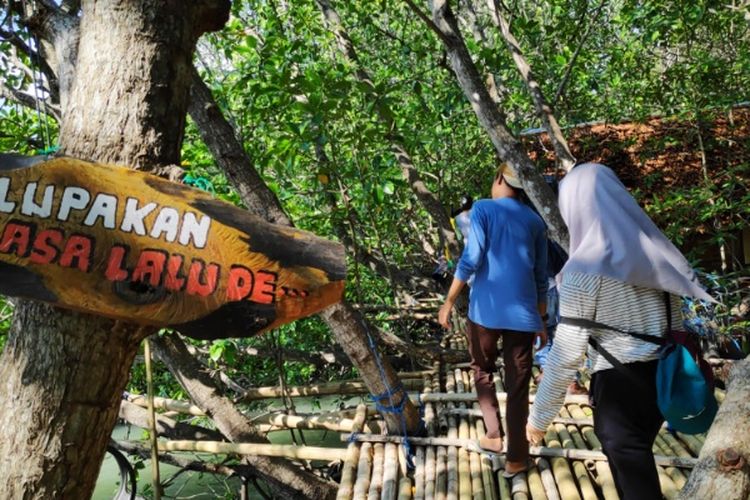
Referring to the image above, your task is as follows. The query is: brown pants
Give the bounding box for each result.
[466,319,534,463]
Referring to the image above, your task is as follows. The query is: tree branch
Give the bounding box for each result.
[0,80,60,121]
[118,400,226,442]
[316,0,460,259]
[552,0,607,107]
[427,0,569,247]
[188,65,421,435]
[487,0,576,172]
[24,1,80,111]
[150,334,337,500]
[0,27,58,95]
[113,440,256,479]
[402,0,453,45]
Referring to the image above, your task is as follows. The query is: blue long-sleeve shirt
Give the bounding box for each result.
[455,197,548,332]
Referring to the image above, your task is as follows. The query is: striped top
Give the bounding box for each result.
[529,272,683,431]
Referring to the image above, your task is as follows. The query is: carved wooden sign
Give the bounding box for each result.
[0,155,346,339]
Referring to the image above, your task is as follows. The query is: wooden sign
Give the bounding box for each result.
[0,154,346,339]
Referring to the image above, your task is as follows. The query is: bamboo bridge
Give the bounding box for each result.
[125,329,715,500]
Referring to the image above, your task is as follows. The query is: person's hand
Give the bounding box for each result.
[534,329,548,351]
[438,302,454,329]
[526,423,546,446]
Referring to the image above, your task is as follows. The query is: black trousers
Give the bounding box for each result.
[590,360,664,500]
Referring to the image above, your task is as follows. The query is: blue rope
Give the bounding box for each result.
[363,321,422,470]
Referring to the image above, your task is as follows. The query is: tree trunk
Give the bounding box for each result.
[150,334,338,500]
[678,358,750,499]
[188,71,422,435]
[0,1,230,497]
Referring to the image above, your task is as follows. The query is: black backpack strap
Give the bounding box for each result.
[559,317,665,346]
[559,315,664,394]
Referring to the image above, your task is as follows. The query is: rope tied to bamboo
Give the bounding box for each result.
[363,321,424,470]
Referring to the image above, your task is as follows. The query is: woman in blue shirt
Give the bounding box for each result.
[439,164,548,477]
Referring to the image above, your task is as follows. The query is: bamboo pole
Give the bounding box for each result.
[661,431,695,459]
[447,369,460,500]
[557,407,587,450]
[382,442,400,500]
[656,461,680,500]
[675,432,704,456]
[144,339,162,500]
[510,472,530,499]
[536,458,560,500]
[397,443,411,499]
[398,476,413,500]
[433,370,449,434]
[470,371,497,500]
[336,404,368,500]
[425,445,436,500]
[456,369,474,500]
[367,443,385,500]
[415,445,426,500]
[342,434,698,467]
[238,378,425,402]
[466,415,484,499]
[353,442,373,499]
[542,428,581,500]
[526,461,547,500]
[426,374,439,500]
[493,456,512,500]
[253,408,378,433]
[417,393,590,405]
[565,405,601,450]
[552,422,597,500]
[127,394,206,416]
[158,440,348,461]
[462,370,484,500]
[593,461,618,500]
[653,435,687,490]
[437,442,449,500]
[446,408,594,427]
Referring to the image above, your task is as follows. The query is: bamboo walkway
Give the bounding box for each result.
[335,332,709,500]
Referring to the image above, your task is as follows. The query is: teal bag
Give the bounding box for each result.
[655,336,718,434]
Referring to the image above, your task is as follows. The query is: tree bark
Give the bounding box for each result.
[678,358,750,499]
[0,1,230,497]
[150,334,338,500]
[188,70,422,435]
[426,0,570,248]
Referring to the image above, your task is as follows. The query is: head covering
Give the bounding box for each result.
[558,163,714,302]
[498,163,523,189]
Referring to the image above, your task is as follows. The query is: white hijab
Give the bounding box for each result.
[558,163,714,302]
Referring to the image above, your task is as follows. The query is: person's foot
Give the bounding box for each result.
[503,458,533,478]
[478,436,503,453]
